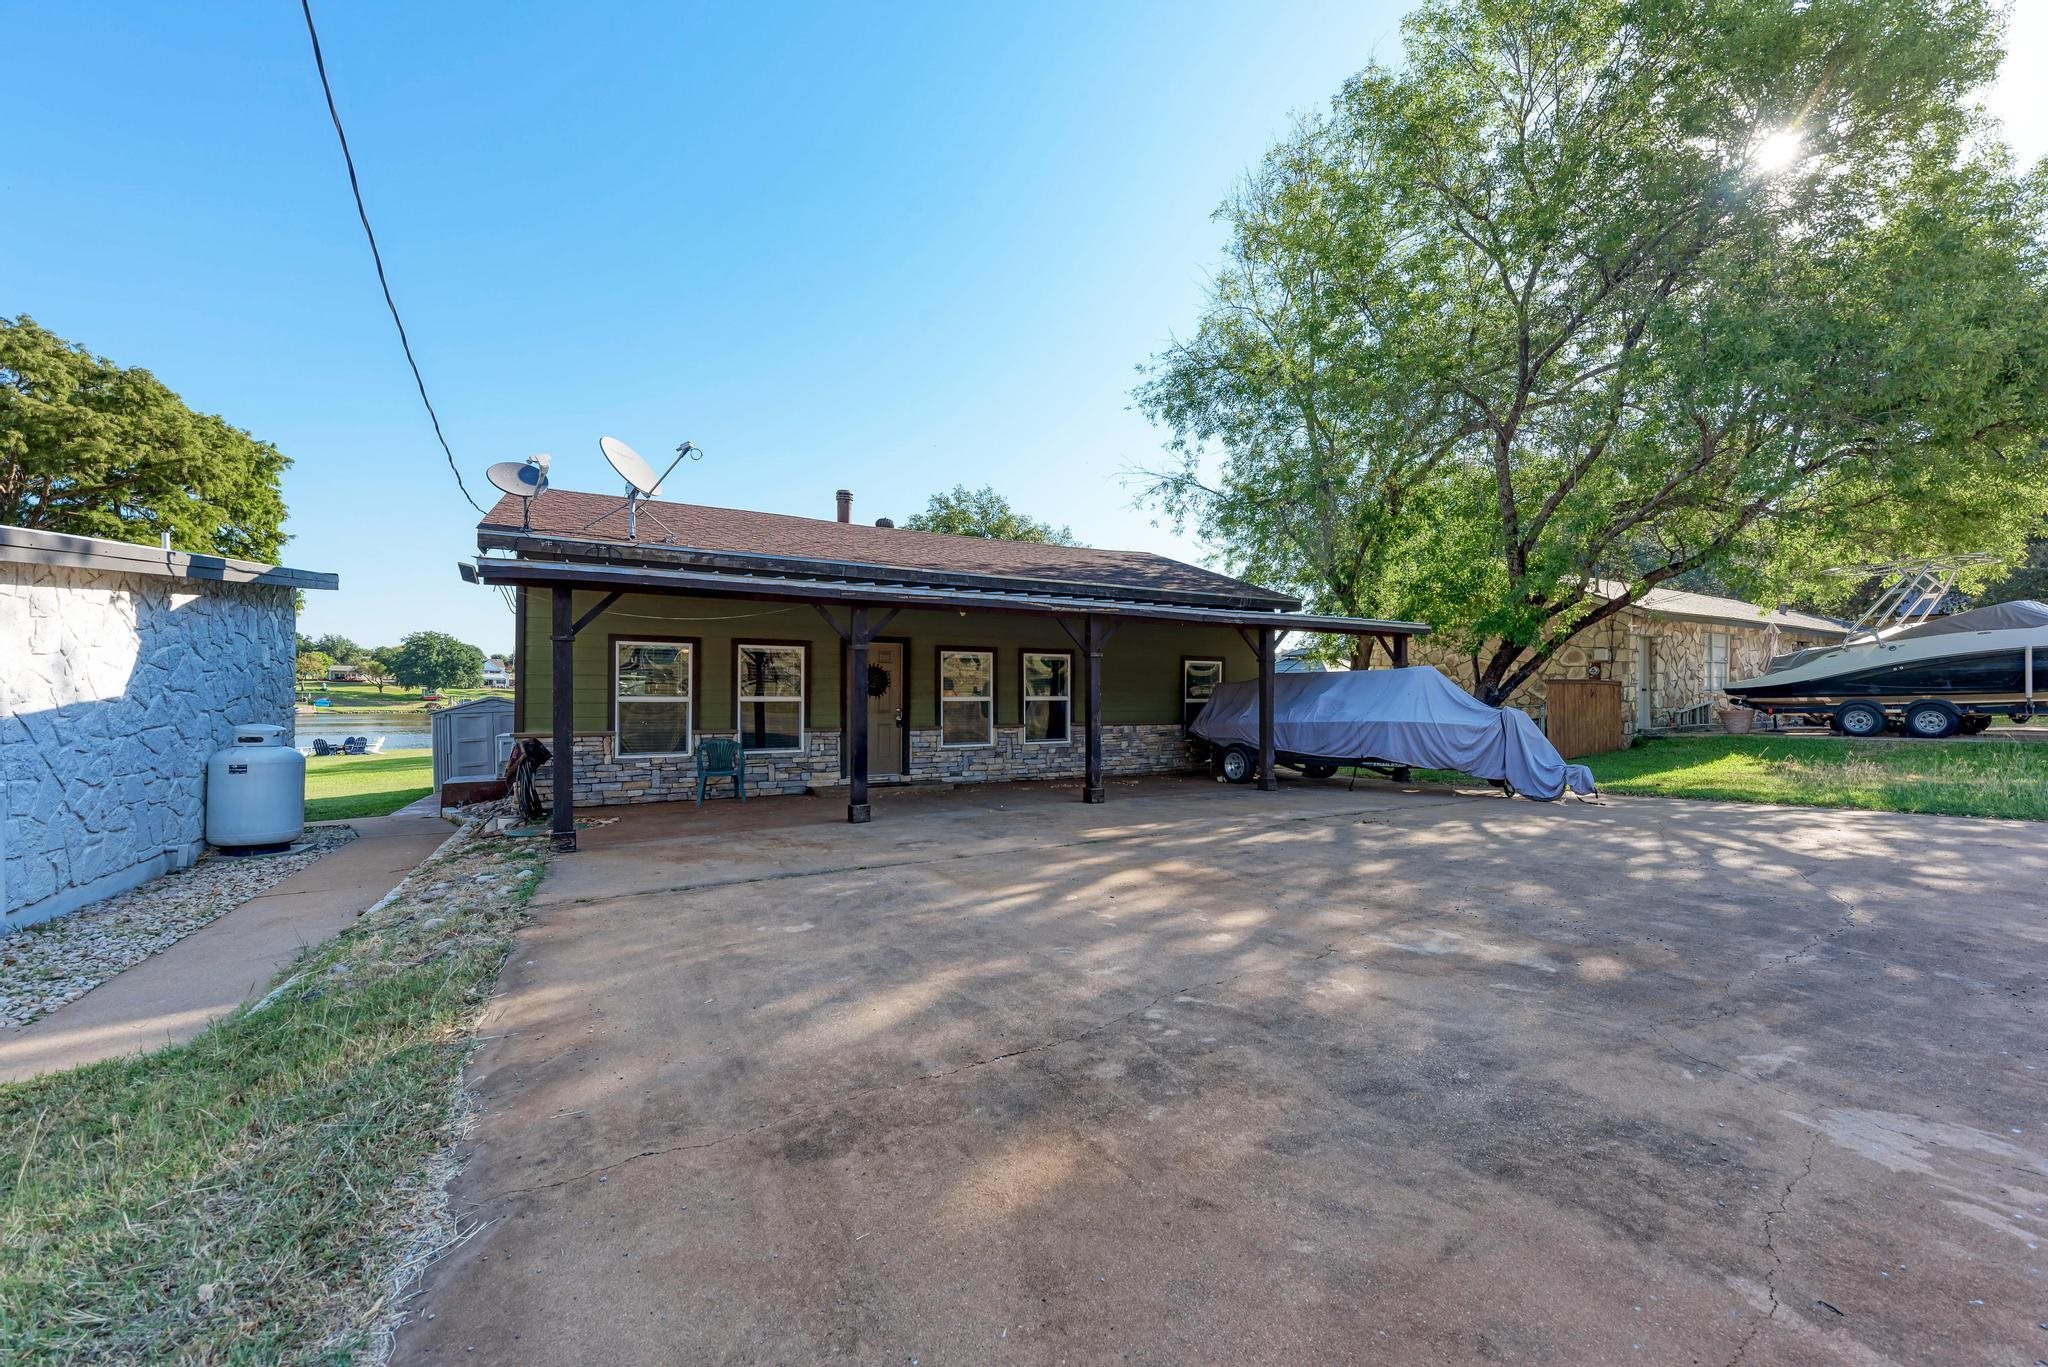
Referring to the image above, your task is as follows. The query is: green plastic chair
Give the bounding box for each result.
[695,737,747,804]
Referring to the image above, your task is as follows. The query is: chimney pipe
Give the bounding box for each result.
[835,489,852,523]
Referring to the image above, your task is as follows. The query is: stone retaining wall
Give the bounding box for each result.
[542,723,1207,807]
[1,563,296,927]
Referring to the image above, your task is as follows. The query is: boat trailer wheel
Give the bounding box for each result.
[1218,745,1257,784]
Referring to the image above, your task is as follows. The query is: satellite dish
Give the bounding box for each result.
[595,435,699,540]
[485,455,551,531]
[600,436,662,497]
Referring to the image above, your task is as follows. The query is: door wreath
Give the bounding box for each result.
[866,663,893,698]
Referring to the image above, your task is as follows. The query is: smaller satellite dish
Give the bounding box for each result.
[485,456,550,531]
[600,436,662,497]
[486,459,549,499]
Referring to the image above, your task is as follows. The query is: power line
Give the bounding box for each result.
[298,0,485,514]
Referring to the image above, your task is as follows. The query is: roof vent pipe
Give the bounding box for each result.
[875,517,895,529]
[835,489,852,523]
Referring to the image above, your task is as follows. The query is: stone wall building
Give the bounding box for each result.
[0,527,336,927]
[1413,584,1846,741]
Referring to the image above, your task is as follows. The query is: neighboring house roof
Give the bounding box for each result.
[1591,579,1846,638]
[0,524,337,591]
[479,489,1297,611]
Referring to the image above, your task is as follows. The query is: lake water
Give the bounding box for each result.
[293,712,432,751]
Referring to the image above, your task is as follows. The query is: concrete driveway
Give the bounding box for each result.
[395,778,2047,1365]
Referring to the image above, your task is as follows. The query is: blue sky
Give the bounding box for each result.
[10,2,2043,655]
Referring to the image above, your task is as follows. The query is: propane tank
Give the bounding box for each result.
[206,724,305,852]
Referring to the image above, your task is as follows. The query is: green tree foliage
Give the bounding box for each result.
[295,651,334,686]
[0,316,290,559]
[1139,0,2048,700]
[904,485,1083,545]
[308,633,361,664]
[1979,530,2048,604]
[388,632,486,692]
[359,650,397,694]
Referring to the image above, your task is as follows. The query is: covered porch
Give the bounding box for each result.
[467,555,1427,851]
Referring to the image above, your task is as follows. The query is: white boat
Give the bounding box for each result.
[1723,599,2048,736]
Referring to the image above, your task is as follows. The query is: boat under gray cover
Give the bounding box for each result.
[1191,667,1596,801]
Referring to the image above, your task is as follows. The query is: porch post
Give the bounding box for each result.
[1257,624,1278,792]
[1082,615,1106,803]
[549,586,577,853]
[847,605,871,823]
[1391,631,1409,667]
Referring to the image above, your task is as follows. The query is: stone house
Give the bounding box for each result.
[1,526,336,927]
[1414,583,1846,740]
[462,487,1427,847]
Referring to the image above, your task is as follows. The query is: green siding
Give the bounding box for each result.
[517,589,1259,738]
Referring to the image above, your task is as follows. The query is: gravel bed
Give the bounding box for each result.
[0,827,359,1029]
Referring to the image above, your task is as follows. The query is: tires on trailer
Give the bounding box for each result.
[1903,700,1960,739]
[1300,762,1339,780]
[1218,745,1258,784]
[1834,700,1887,738]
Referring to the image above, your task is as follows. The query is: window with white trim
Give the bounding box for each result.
[736,643,805,752]
[1183,658,1224,729]
[1704,631,1730,693]
[1021,651,1071,744]
[615,640,692,756]
[939,649,994,747]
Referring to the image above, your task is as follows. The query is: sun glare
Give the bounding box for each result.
[1749,128,1805,175]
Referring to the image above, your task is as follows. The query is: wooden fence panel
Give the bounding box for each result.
[1546,679,1623,758]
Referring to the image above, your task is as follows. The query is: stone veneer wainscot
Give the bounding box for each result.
[542,723,1207,807]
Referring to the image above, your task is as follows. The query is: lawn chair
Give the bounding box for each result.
[695,737,746,804]
[311,738,334,757]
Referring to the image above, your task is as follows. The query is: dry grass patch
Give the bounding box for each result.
[0,821,547,1364]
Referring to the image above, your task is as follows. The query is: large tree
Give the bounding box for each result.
[1978,526,2048,605]
[0,316,290,559]
[308,633,361,664]
[904,485,1083,545]
[1140,0,2048,700]
[388,632,486,693]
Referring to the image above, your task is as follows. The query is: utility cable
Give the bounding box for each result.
[298,0,485,514]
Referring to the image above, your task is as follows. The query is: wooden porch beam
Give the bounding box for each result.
[1082,615,1107,803]
[1256,624,1278,793]
[569,590,623,639]
[549,586,578,853]
[846,604,872,823]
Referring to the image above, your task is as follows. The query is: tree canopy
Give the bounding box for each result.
[388,632,486,692]
[904,485,1083,545]
[0,316,291,559]
[308,633,361,664]
[1139,0,2048,700]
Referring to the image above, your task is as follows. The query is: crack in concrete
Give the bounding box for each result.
[473,941,1343,1205]
[1725,1128,1822,1367]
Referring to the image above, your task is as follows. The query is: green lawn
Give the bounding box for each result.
[305,752,434,821]
[0,829,545,1362]
[1578,735,2048,821]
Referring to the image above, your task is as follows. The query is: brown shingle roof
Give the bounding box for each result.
[481,489,1294,606]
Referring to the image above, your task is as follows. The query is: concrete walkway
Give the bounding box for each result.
[0,801,452,1082]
